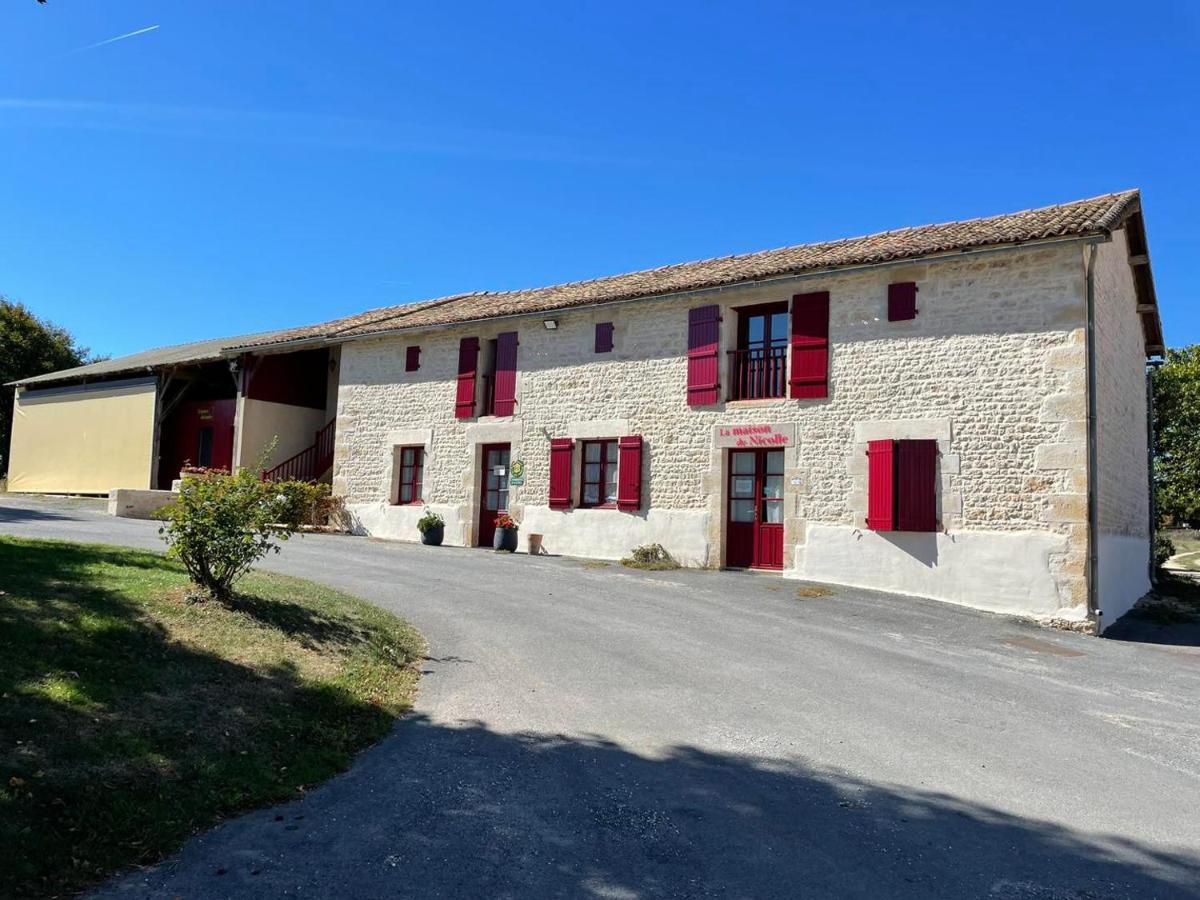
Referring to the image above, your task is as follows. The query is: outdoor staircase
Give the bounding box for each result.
[261,418,335,483]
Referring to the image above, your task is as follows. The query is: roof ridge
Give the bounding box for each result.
[404,190,1141,305]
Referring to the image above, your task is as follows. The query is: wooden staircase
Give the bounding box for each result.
[261,419,335,483]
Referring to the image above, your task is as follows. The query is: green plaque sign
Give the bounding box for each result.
[508,459,525,486]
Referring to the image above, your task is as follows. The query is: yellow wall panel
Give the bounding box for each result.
[8,378,157,494]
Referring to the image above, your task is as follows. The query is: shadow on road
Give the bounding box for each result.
[101,713,1200,899]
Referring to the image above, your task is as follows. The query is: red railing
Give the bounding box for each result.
[261,419,336,483]
[727,346,787,400]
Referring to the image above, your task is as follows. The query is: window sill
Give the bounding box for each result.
[578,503,619,511]
[724,397,789,408]
[391,500,424,507]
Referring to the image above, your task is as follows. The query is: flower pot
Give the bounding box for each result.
[493,526,518,553]
[420,524,444,546]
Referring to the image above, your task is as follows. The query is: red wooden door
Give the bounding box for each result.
[726,449,784,570]
[477,444,510,547]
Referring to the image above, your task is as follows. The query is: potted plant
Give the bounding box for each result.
[417,508,445,546]
[493,512,519,553]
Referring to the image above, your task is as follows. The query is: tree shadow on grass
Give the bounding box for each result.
[225,592,366,650]
[94,715,1200,899]
[0,539,404,899]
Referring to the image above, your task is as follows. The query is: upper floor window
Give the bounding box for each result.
[395,446,424,504]
[580,439,619,507]
[729,302,788,400]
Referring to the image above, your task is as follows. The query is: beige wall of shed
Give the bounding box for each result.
[7,379,157,494]
[235,397,328,474]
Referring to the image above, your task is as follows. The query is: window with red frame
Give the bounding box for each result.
[395,446,424,504]
[580,439,619,507]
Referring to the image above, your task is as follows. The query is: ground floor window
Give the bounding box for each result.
[580,439,619,507]
[395,446,424,504]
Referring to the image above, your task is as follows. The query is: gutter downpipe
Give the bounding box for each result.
[1084,243,1101,632]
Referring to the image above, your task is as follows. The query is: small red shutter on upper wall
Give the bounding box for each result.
[405,346,420,372]
[790,291,830,399]
[865,439,896,531]
[595,322,614,353]
[492,331,519,416]
[897,439,938,532]
[454,337,479,419]
[616,435,643,511]
[549,438,574,510]
[887,282,918,322]
[687,305,721,406]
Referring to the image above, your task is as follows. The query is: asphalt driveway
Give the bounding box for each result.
[2,495,1199,898]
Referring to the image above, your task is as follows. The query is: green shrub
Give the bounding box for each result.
[1154,534,1177,570]
[621,543,680,570]
[158,467,309,602]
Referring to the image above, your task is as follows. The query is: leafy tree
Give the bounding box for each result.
[0,298,96,477]
[1153,345,1200,527]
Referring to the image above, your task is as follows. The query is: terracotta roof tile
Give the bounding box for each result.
[229,190,1142,350]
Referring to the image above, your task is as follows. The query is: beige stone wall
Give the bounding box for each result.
[336,243,1095,619]
[1091,228,1152,625]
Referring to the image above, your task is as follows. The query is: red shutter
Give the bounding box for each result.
[616,435,643,511]
[595,322,614,353]
[887,282,918,322]
[687,305,721,406]
[455,337,479,419]
[405,346,420,372]
[549,438,574,510]
[897,439,938,532]
[492,331,519,416]
[866,439,896,531]
[790,291,830,399]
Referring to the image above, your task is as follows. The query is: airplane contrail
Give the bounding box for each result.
[66,24,159,55]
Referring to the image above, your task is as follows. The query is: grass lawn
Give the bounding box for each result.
[1163,528,1200,572]
[0,536,424,898]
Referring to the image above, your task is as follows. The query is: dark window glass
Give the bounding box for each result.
[580,440,619,507]
[396,446,424,504]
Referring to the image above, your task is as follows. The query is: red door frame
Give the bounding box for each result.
[726,448,785,570]
[476,443,511,547]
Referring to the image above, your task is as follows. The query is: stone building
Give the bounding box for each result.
[8,191,1164,632]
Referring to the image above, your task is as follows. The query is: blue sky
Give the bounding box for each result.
[1,1,1197,358]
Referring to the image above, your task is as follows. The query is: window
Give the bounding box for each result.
[887,282,918,321]
[866,439,938,532]
[405,346,421,372]
[595,322,614,353]
[196,427,214,468]
[395,446,424,504]
[580,440,619,507]
[729,302,788,400]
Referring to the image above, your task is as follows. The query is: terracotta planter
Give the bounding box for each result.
[493,526,518,552]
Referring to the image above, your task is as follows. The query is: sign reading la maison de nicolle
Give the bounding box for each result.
[712,423,795,449]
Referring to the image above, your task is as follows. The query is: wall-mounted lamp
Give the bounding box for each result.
[543,319,558,330]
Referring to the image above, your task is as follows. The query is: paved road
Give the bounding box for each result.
[3,496,1199,898]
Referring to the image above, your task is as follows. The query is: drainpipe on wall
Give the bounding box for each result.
[1084,243,1101,631]
[1146,359,1162,584]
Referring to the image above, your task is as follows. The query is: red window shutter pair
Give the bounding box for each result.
[687,305,721,406]
[549,435,643,511]
[455,333,518,418]
[866,439,938,532]
[595,322,614,354]
[405,346,420,372]
[790,291,829,399]
[492,332,519,416]
[887,282,918,321]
